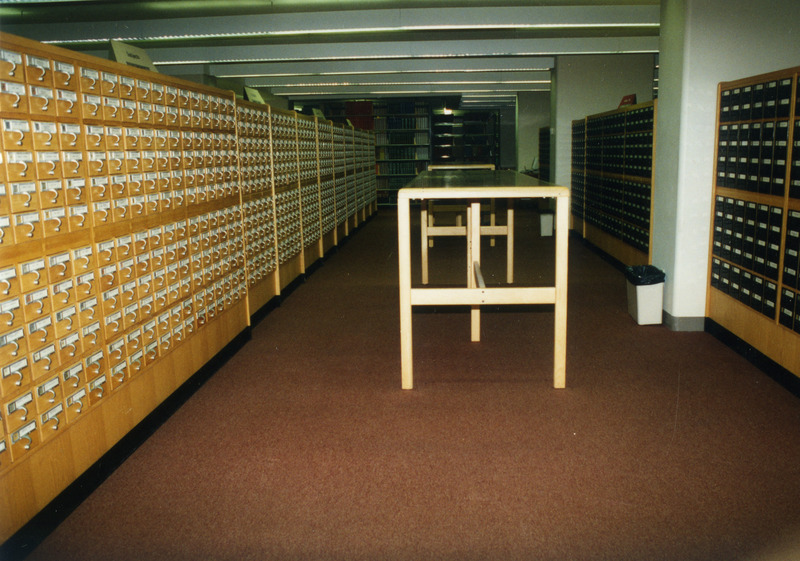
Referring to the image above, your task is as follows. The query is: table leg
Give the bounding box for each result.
[490,199,496,247]
[399,198,414,389]
[506,198,515,284]
[421,201,429,285]
[469,201,481,342]
[428,201,436,247]
[553,196,569,389]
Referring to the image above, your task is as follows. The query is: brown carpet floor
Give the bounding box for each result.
[23,206,800,561]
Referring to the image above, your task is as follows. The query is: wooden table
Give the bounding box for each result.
[422,164,511,284]
[397,169,570,389]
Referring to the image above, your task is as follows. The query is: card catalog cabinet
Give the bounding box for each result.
[707,66,800,376]
[570,100,657,266]
[344,127,358,231]
[296,112,323,267]
[571,119,587,225]
[317,121,339,251]
[236,100,280,312]
[0,32,377,543]
[0,32,250,541]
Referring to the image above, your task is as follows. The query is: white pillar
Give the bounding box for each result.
[653,0,799,330]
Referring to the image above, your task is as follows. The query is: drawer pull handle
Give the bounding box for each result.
[3,338,19,356]
[7,369,23,386]
[52,262,67,276]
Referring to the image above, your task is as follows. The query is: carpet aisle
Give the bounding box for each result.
[23,208,800,561]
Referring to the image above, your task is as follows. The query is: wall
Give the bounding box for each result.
[516,91,550,172]
[652,0,799,329]
[552,54,656,188]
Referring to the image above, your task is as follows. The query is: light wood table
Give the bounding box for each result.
[422,164,512,284]
[397,169,570,389]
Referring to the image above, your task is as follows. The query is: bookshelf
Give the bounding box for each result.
[374,100,430,206]
[707,66,800,376]
[430,109,498,168]
[538,126,551,182]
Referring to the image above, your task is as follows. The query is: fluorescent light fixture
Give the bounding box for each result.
[279,88,549,96]
[251,80,549,87]
[216,67,552,78]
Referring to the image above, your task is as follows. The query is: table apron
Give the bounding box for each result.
[410,286,556,306]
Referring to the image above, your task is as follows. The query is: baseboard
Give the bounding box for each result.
[663,311,705,332]
[705,318,800,399]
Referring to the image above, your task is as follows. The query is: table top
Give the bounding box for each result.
[399,169,569,200]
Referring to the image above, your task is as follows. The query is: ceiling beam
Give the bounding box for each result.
[274,82,550,99]
[78,36,658,66]
[239,71,551,88]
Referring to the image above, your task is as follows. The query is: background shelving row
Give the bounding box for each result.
[430,109,499,169]
[707,65,800,378]
[373,100,431,206]
[296,99,501,206]
[538,126,551,182]
[0,31,376,544]
[570,100,657,266]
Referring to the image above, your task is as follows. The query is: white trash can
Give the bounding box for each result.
[540,212,554,237]
[625,265,665,325]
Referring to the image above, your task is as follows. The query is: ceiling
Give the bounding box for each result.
[0,0,660,109]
